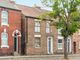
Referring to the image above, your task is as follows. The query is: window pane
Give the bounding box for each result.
[35,21,40,32]
[2,11,8,18]
[1,10,8,25]
[1,32,8,47]
[46,28,50,33]
[37,27,40,32]
[35,21,40,26]
[35,27,40,32]
[46,21,50,33]
[46,22,50,27]
[58,44,62,49]
[35,37,41,47]
[58,39,62,43]
[35,27,37,32]
[58,29,61,34]
[58,39,62,49]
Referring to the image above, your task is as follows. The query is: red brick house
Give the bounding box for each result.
[0,0,21,55]
[0,0,80,56]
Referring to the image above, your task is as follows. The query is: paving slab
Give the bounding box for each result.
[0,54,79,60]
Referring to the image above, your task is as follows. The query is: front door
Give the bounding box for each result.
[73,42,76,54]
[47,37,53,54]
[14,33,18,53]
[67,38,71,53]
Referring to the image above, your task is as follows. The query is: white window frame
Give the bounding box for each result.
[46,21,50,33]
[58,39,63,49]
[1,10,9,26]
[1,29,9,48]
[34,20,40,32]
[35,37,41,48]
[78,29,80,35]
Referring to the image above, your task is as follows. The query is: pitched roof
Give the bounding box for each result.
[0,0,49,17]
[16,4,49,17]
[0,0,20,10]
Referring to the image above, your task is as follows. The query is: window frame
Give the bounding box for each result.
[35,37,41,48]
[58,39,63,49]
[1,29,9,48]
[1,10,9,26]
[46,21,51,33]
[58,29,62,35]
[34,20,41,32]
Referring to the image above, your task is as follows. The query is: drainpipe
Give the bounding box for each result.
[24,16,28,55]
[24,16,27,55]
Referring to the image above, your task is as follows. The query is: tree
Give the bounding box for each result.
[40,0,80,59]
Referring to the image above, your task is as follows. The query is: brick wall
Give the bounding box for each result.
[0,8,21,55]
[26,18,58,55]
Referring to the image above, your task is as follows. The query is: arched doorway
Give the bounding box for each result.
[12,30,21,55]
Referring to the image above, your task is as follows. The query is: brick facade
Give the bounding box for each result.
[24,17,58,55]
[0,0,80,56]
[0,7,21,55]
[24,17,80,55]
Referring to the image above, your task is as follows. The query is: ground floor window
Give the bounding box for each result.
[1,29,9,48]
[58,39,62,49]
[35,37,41,48]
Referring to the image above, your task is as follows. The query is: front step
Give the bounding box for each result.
[14,52,20,56]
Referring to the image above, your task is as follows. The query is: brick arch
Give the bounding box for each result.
[12,30,21,37]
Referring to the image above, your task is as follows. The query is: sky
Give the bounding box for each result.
[15,0,42,7]
[15,0,51,10]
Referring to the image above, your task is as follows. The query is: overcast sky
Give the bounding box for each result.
[15,0,51,10]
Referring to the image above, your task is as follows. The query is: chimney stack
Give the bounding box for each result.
[33,4,41,9]
[11,0,15,4]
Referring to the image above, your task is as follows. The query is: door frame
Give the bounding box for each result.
[47,36,53,54]
[14,34,18,52]
[67,37,72,53]
[12,30,21,54]
[73,42,76,54]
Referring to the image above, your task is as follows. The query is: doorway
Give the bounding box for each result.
[67,38,71,53]
[14,33,18,52]
[73,42,76,54]
[47,37,53,54]
[12,30,21,55]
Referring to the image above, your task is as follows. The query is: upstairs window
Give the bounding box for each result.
[35,20,40,32]
[46,21,50,33]
[1,10,8,26]
[78,29,80,35]
[58,29,61,35]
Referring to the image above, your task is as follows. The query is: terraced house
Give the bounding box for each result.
[0,0,80,56]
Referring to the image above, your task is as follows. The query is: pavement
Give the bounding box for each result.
[0,54,80,60]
